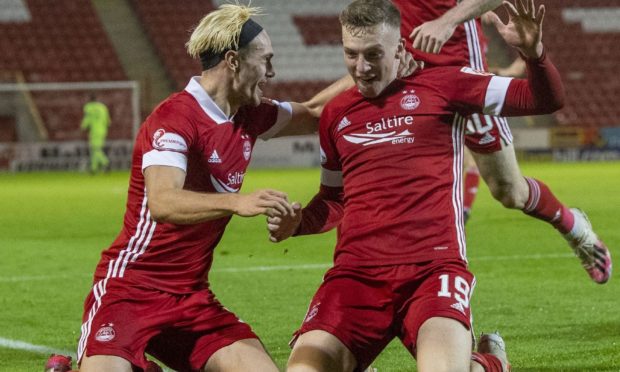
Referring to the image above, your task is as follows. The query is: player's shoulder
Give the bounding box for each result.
[148,91,211,127]
[236,101,276,119]
[410,66,494,88]
[414,66,471,79]
[322,86,362,124]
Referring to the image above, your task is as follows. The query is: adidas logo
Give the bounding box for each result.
[337,116,351,132]
[450,302,466,314]
[478,132,496,145]
[208,150,222,163]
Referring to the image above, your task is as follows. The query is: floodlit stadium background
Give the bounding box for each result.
[0,0,618,370]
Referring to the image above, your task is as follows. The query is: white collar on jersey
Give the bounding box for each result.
[184,76,232,125]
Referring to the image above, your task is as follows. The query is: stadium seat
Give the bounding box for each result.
[543,0,620,127]
[0,0,129,140]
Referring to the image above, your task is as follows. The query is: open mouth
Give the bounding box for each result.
[357,76,375,85]
[257,81,267,94]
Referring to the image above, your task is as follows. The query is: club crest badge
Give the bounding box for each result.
[95,323,116,342]
[305,302,321,322]
[243,140,251,160]
[400,90,420,111]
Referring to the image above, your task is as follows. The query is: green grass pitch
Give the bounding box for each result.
[0,161,619,371]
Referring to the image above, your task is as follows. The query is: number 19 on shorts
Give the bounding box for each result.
[437,274,471,309]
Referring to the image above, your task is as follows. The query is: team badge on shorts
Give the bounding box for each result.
[305,302,321,322]
[400,90,420,111]
[95,323,116,342]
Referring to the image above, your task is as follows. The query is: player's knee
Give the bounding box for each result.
[287,345,348,372]
[287,331,356,372]
[204,340,277,372]
[419,361,469,372]
[487,181,522,209]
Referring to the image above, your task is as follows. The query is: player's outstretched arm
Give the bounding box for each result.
[144,165,294,224]
[494,0,563,115]
[410,0,502,54]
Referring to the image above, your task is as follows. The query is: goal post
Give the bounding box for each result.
[0,79,140,172]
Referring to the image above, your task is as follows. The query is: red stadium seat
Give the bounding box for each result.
[0,0,129,140]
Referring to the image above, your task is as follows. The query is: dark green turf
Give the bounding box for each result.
[0,162,618,371]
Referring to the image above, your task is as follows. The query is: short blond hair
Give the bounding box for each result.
[186,3,263,58]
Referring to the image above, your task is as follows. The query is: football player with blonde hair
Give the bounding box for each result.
[74,3,369,371]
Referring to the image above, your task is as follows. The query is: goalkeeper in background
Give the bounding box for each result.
[81,93,110,173]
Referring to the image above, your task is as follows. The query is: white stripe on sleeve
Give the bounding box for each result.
[259,100,293,140]
[483,76,513,116]
[142,150,188,172]
[320,168,343,187]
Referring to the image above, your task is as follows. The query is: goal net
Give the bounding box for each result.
[0,76,140,172]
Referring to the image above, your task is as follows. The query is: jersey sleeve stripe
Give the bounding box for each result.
[258,100,293,140]
[483,76,513,116]
[142,150,188,172]
[320,168,343,187]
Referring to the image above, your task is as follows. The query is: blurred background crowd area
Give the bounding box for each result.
[0,0,619,170]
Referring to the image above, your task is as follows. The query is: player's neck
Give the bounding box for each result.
[199,72,237,118]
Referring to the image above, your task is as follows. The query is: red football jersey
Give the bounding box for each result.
[93,77,292,294]
[392,0,488,69]
[319,67,514,266]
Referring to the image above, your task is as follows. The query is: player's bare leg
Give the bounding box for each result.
[470,144,528,210]
[79,353,132,372]
[287,330,357,372]
[472,144,612,283]
[203,338,278,372]
[415,317,472,372]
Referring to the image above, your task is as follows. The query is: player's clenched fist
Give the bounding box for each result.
[233,189,295,217]
[267,202,302,242]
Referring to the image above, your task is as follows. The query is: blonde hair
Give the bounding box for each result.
[186,3,263,58]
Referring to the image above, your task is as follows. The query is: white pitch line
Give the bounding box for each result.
[0,336,75,358]
[0,253,575,283]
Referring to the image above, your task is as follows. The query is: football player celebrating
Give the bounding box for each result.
[270,0,563,371]
[73,4,359,371]
[396,0,611,283]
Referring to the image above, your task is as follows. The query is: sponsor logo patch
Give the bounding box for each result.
[208,150,222,163]
[152,129,188,152]
[210,172,244,193]
[320,146,327,165]
[344,130,415,146]
[460,67,494,76]
[478,131,496,145]
[451,302,466,315]
[337,116,351,132]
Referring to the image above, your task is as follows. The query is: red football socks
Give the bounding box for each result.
[463,166,480,214]
[523,177,574,234]
[472,351,505,372]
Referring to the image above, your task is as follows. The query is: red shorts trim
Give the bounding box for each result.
[292,259,475,371]
[78,279,257,370]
